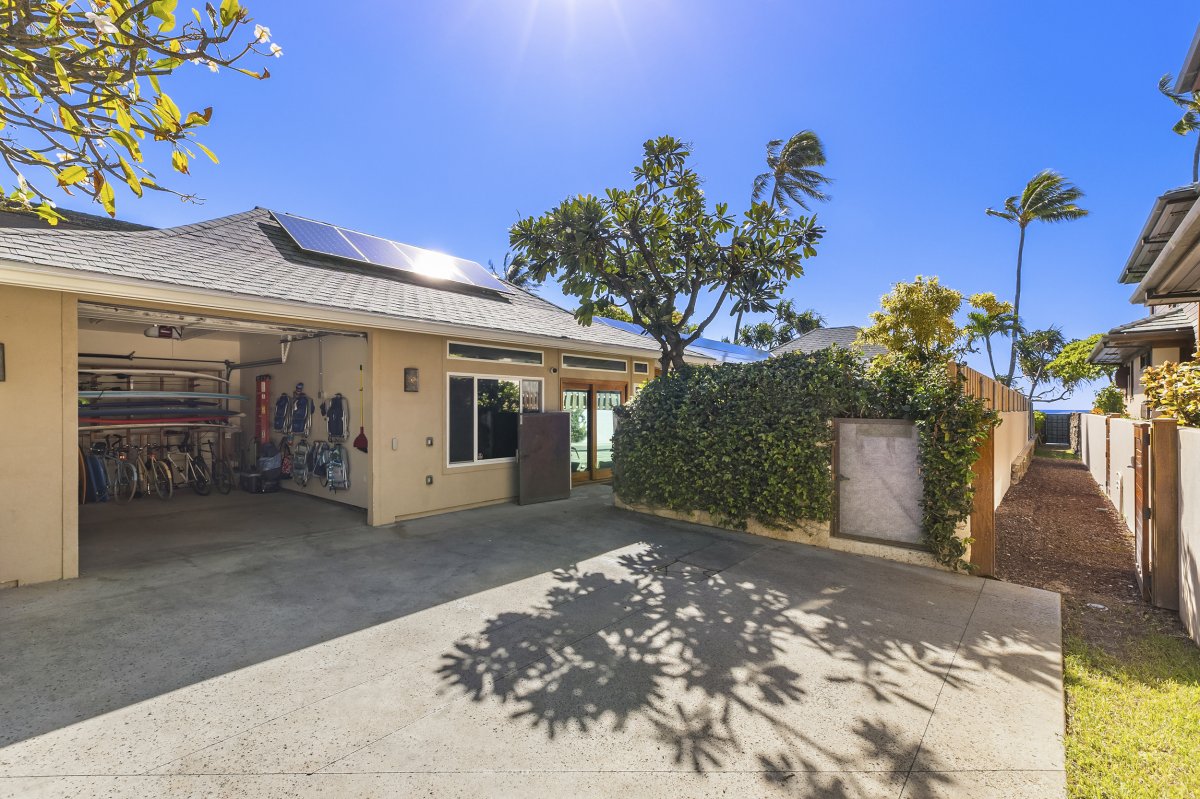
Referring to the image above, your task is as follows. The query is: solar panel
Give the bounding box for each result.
[271,211,510,294]
[340,229,414,271]
[272,213,361,261]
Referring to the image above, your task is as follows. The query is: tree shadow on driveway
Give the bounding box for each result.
[436,538,1061,794]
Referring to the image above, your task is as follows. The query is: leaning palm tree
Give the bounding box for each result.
[1159,74,1200,183]
[738,130,831,338]
[986,170,1088,382]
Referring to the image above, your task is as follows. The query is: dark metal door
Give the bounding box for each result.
[1133,423,1152,601]
[518,412,571,505]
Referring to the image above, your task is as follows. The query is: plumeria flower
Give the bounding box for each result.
[16,173,29,192]
[84,11,119,36]
[56,152,69,161]
[197,58,219,73]
[254,24,271,43]
[269,43,283,57]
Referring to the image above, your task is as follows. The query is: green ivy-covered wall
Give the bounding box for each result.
[612,349,995,570]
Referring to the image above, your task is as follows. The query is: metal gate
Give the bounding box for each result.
[517,412,571,505]
[1042,412,1071,445]
[1133,422,1152,601]
[834,419,923,546]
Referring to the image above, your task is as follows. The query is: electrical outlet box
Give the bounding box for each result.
[391,437,398,451]
[425,475,433,485]
[426,436,434,447]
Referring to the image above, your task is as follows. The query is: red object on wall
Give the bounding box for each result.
[255,374,271,445]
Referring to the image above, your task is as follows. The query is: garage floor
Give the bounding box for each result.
[1,487,1065,798]
[80,490,366,573]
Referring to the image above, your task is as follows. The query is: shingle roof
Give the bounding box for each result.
[1104,307,1194,336]
[595,317,767,363]
[1089,307,1196,364]
[0,207,662,353]
[0,207,154,232]
[770,325,887,358]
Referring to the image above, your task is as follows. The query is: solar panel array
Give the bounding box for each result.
[271,211,510,294]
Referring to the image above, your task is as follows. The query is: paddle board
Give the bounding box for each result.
[79,390,247,401]
[77,422,239,432]
[79,368,229,385]
[81,416,245,425]
[79,406,240,418]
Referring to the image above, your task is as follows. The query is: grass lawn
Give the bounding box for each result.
[1035,446,1078,460]
[1064,617,1200,798]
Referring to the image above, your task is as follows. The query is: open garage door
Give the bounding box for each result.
[76,302,370,573]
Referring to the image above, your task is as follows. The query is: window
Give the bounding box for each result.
[448,375,543,465]
[562,353,628,372]
[448,341,543,366]
[633,361,650,375]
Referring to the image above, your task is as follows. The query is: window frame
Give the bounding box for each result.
[633,361,650,375]
[561,352,629,373]
[445,372,545,468]
[447,340,544,367]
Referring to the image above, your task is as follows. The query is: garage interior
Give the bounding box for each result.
[76,302,370,573]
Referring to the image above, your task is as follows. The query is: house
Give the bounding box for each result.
[0,206,712,587]
[1091,181,1200,415]
[770,325,887,359]
[594,316,769,364]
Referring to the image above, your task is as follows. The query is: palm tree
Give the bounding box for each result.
[1159,74,1200,183]
[964,305,1019,381]
[488,253,539,289]
[986,170,1088,382]
[737,130,831,338]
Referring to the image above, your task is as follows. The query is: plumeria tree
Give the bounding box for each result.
[511,136,824,373]
[0,0,279,223]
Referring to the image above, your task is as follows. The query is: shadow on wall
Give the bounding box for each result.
[437,541,1060,791]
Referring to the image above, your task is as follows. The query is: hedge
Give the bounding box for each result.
[612,349,995,570]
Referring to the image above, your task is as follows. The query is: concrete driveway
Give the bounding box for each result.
[0,486,1064,798]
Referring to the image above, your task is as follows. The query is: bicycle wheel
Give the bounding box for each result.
[112,461,137,504]
[214,460,234,495]
[153,460,174,500]
[191,458,212,496]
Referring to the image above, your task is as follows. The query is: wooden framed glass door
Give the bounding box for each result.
[561,380,626,483]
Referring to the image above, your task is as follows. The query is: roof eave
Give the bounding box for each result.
[0,259,676,360]
[1131,189,1200,304]
[1176,22,1200,93]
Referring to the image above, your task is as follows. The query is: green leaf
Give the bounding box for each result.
[56,165,88,186]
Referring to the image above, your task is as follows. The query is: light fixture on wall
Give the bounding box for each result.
[404,367,419,392]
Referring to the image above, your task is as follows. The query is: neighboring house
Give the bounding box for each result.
[595,316,769,364]
[1091,181,1200,416]
[0,206,712,587]
[770,325,887,359]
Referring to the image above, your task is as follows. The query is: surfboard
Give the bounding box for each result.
[79,390,247,401]
[77,421,240,432]
[79,368,230,385]
[79,406,240,418]
[81,416,245,426]
[78,399,221,410]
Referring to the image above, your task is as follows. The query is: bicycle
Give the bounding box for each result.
[93,437,136,504]
[130,441,172,499]
[201,441,234,495]
[166,438,212,496]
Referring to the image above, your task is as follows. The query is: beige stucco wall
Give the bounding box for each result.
[370,329,651,524]
[993,410,1032,508]
[0,287,77,586]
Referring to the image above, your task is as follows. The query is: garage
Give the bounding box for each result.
[76,301,371,572]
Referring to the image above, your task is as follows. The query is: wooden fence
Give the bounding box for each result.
[949,363,1031,412]
[949,363,1035,576]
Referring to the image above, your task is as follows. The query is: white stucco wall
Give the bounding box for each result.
[1081,414,1109,489]
[1108,417,1137,534]
[1179,427,1200,645]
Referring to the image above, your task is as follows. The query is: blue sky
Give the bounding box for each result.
[87,1,1200,407]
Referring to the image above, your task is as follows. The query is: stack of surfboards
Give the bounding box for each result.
[78,369,246,431]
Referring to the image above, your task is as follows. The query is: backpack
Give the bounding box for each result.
[324,393,349,441]
[325,444,350,492]
[279,437,293,480]
[257,441,282,479]
[309,440,330,478]
[272,393,291,433]
[289,391,315,436]
[293,438,310,486]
